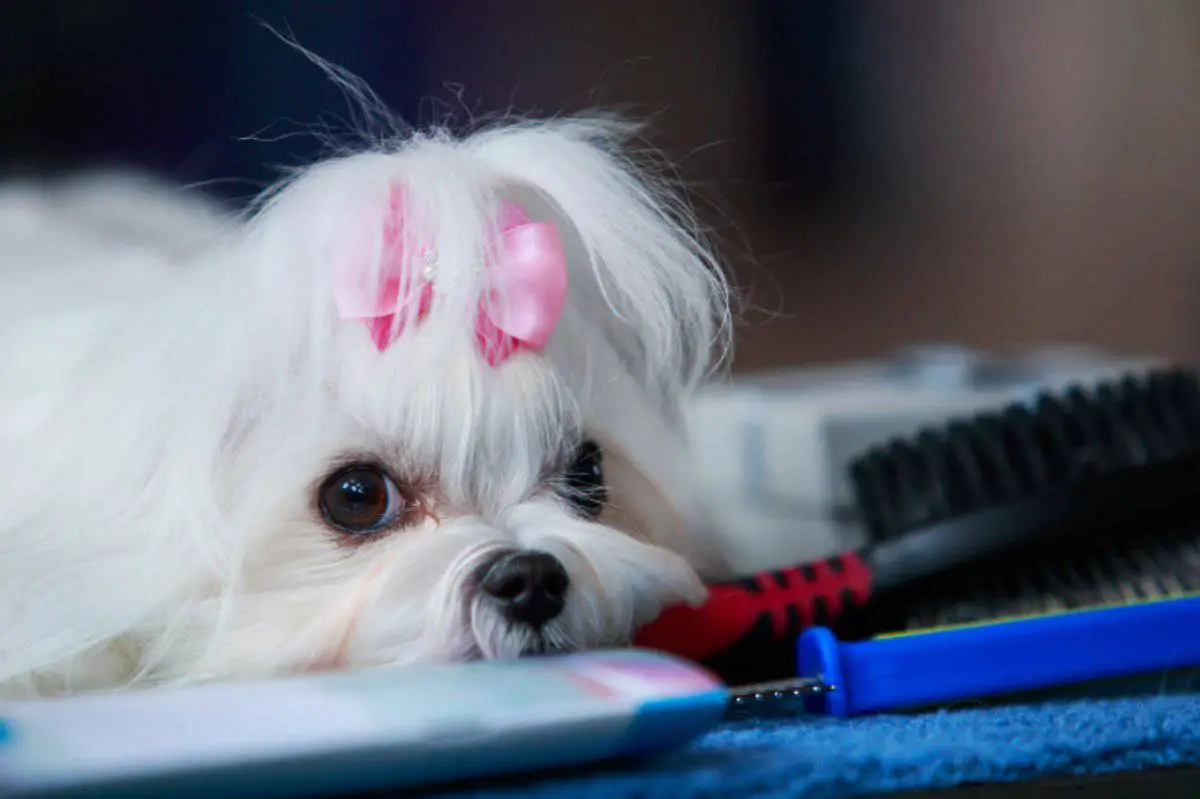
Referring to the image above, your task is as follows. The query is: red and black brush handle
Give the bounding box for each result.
[631,503,1038,685]
[631,483,1117,683]
[634,551,878,685]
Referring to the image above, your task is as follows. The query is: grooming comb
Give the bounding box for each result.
[793,593,1200,718]
[726,595,1200,720]
[636,367,1200,685]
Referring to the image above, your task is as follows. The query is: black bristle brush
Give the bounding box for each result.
[637,366,1200,684]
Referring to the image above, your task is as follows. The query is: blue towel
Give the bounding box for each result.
[437,695,1200,798]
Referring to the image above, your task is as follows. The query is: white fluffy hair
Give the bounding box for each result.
[0,117,732,698]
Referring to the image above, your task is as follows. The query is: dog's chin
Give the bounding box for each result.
[515,638,580,659]
[462,601,586,662]
[459,637,579,661]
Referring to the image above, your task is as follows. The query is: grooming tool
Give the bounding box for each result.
[686,345,1158,572]
[795,594,1200,718]
[0,650,728,799]
[637,367,1200,684]
[884,521,1200,632]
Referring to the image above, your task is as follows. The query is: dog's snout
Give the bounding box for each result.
[480,551,569,628]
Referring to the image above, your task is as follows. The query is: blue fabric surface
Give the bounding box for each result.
[436,695,1200,798]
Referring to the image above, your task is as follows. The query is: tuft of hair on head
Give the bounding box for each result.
[228,118,735,453]
[238,33,733,393]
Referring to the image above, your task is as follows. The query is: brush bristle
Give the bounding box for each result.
[890,523,1200,631]
[851,367,1200,542]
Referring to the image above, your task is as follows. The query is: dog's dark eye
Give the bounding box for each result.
[318,465,408,536]
[561,440,607,519]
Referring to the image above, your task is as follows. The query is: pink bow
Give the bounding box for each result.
[332,189,567,366]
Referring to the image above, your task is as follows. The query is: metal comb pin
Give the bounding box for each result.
[725,677,837,718]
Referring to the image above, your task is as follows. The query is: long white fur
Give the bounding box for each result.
[0,118,731,697]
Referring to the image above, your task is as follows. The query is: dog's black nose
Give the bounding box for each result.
[480,552,569,628]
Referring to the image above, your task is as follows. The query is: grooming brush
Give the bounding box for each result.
[636,367,1200,685]
[728,593,1200,720]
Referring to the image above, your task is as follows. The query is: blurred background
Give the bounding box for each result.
[3,0,1199,373]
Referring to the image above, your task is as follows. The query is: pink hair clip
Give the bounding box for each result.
[332,188,567,367]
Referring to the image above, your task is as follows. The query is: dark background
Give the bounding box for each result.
[3,0,1199,372]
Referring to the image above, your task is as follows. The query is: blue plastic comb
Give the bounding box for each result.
[782,594,1200,718]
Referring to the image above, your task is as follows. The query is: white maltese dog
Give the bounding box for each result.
[0,117,732,698]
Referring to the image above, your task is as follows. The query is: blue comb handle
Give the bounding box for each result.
[798,595,1200,717]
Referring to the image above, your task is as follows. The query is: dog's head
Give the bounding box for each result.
[0,119,731,689]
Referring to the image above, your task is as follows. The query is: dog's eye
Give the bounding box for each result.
[318,465,408,536]
[560,440,607,519]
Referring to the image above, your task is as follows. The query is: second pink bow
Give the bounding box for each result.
[333,188,568,366]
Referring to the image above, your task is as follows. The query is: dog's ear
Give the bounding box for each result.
[476,120,731,398]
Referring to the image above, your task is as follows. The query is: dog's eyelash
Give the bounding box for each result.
[550,440,607,519]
